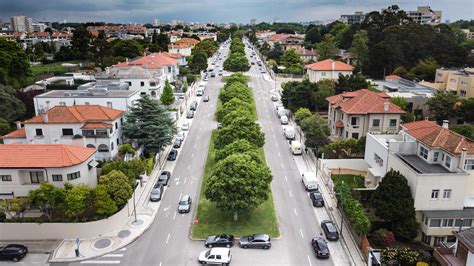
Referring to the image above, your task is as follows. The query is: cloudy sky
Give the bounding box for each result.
[0,0,472,24]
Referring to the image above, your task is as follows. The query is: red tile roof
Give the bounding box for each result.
[402,120,474,155]
[0,144,96,168]
[81,122,112,129]
[2,127,26,139]
[114,53,178,69]
[268,34,290,43]
[327,89,405,115]
[335,121,344,128]
[26,105,123,124]
[385,75,401,79]
[161,52,184,59]
[306,59,353,71]
[176,37,200,45]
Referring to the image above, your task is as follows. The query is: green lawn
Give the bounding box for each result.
[192,131,280,239]
[30,61,88,77]
[332,174,365,189]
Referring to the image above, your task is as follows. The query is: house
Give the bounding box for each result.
[340,11,366,25]
[435,227,474,266]
[168,43,192,56]
[295,47,318,63]
[426,68,474,99]
[0,144,98,198]
[3,105,125,162]
[113,52,179,83]
[326,89,405,139]
[266,33,305,50]
[174,37,200,49]
[364,120,474,246]
[306,59,353,83]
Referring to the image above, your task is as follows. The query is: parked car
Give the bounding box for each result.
[198,247,231,265]
[251,61,255,65]
[186,110,194,119]
[271,94,278,101]
[211,72,216,77]
[205,234,235,248]
[149,183,164,202]
[178,195,192,213]
[190,101,198,110]
[280,115,288,125]
[260,69,266,73]
[0,244,28,262]
[167,149,178,161]
[321,220,339,241]
[181,122,190,131]
[173,138,183,148]
[177,131,186,141]
[203,95,210,102]
[204,75,209,81]
[311,237,330,259]
[310,191,324,207]
[217,122,222,129]
[239,234,271,249]
[157,171,171,186]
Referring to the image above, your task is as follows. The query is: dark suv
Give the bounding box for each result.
[157,171,171,186]
[311,237,330,258]
[310,191,324,207]
[167,149,178,161]
[321,220,339,241]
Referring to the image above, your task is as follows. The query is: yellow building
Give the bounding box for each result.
[423,68,474,99]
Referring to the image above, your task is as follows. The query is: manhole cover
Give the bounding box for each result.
[94,238,112,249]
[118,230,131,238]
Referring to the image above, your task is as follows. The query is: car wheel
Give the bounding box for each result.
[13,257,19,262]
[208,244,212,248]
[263,245,270,250]
[242,245,248,249]
[226,244,230,248]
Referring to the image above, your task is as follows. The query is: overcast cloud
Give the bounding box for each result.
[0,0,472,24]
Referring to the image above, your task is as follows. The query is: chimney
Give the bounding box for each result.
[442,120,449,129]
[15,121,22,129]
[42,112,48,123]
[331,60,336,71]
[460,148,468,170]
[384,101,390,112]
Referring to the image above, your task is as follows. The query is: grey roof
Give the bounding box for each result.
[374,78,436,95]
[455,227,474,252]
[423,208,474,219]
[36,89,139,98]
[398,154,452,174]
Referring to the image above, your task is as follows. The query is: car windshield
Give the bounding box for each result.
[319,240,328,250]
[151,189,161,194]
[205,250,210,257]
[179,200,188,205]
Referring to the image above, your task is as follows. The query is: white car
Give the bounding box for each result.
[198,247,232,265]
[181,122,189,131]
[280,115,288,125]
[271,94,278,102]
[176,131,185,141]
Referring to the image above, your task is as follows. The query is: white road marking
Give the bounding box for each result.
[307,255,312,266]
[102,254,124,258]
[278,152,281,158]
[163,205,170,212]
[173,211,177,220]
[166,233,171,244]
[194,144,197,149]
[178,193,182,201]
[275,142,279,148]
[294,208,298,216]
[184,177,187,184]
[281,163,284,168]
[289,190,292,198]
[120,248,126,251]
[191,153,194,158]
[300,228,304,238]
[80,261,120,264]
[160,262,162,266]
[285,175,288,182]
[188,165,191,170]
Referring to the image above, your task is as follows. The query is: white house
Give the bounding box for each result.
[168,44,192,56]
[364,120,474,246]
[306,59,353,83]
[3,105,125,162]
[326,89,405,140]
[0,144,97,198]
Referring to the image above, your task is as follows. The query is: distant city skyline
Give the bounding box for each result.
[0,0,472,25]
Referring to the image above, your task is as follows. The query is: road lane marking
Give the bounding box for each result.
[191,153,194,158]
[281,163,284,168]
[81,261,120,264]
[194,144,197,149]
[178,193,182,201]
[275,142,279,148]
[278,152,281,158]
[188,165,191,170]
[307,255,312,266]
[163,205,170,212]
[289,190,292,198]
[300,228,304,238]
[173,211,177,220]
[294,208,298,216]
[184,177,187,184]
[160,262,162,266]
[166,233,171,244]
[120,248,126,251]
[285,176,288,182]
[102,254,124,258]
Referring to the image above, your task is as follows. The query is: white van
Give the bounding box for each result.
[284,126,295,140]
[277,109,287,118]
[302,172,319,191]
[198,247,232,265]
[290,140,302,155]
[280,115,288,125]
[196,89,204,96]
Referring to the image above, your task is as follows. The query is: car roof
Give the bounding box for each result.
[252,234,269,240]
[181,195,190,201]
[324,221,337,231]
[210,247,230,255]
[153,183,163,188]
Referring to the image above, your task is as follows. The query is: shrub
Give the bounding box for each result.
[334,181,371,235]
[371,228,396,247]
[118,144,136,156]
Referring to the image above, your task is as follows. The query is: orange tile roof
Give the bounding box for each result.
[114,53,178,69]
[0,144,96,168]
[306,59,353,71]
[327,89,405,115]
[402,120,474,155]
[26,105,123,124]
[2,127,26,139]
[176,37,200,45]
[160,52,184,59]
[385,75,401,79]
[268,34,290,43]
[81,122,112,129]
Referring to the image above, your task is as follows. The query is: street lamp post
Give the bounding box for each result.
[133,187,137,223]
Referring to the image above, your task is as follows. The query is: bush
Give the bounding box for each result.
[371,228,396,247]
[382,247,420,265]
[118,144,136,156]
[334,181,371,235]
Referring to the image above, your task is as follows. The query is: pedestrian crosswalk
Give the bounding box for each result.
[79,248,126,264]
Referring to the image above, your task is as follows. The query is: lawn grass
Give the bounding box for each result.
[30,60,88,76]
[332,174,365,189]
[192,131,279,239]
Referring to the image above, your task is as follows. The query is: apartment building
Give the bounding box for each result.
[339,11,366,25]
[10,15,33,33]
[3,105,125,161]
[407,6,442,25]
[364,120,474,246]
[306,59,353,83]
[326,89,405,140]
[432,68,474,98]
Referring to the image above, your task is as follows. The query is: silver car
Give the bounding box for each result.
[178,195,192,213]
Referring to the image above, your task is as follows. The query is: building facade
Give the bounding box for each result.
[10,15,33,33]
[340,12,366,25]
[432,68,474,99]
[407,6,442,25]
[306,59,353,83]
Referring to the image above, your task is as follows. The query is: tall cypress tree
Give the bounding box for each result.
[160,80,175,106]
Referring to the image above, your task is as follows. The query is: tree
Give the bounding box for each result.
[189,52,207,73]
[317,34,338,60]
[1,197,28,219]
[192,39,218,57]
[65,184,90,221]
[215,116,265,149]
[300,114,330,149]
[371,170,418,241]
[349,30,369,72]
[99,170,133,209]
[315,80,336,111]
[28,183,65,221]
[280,49,304,75]
[0,39,31,87]
[216,98,254,122]
[204,153,272,220]
[452,124,474,140]
[219,82,253,104]
[223,52,250,72]
[459,98,474,123]
[409,58,439,81]
[305,27,322,45]
[391,96,415,122]
[71,27,92,59]
[0,118,11,136]
[92,184,117,217]
[267,43,284,62]
[33,42,45,60]
[221,108,254,127]
[112,39,143,58]
[215,139,260,162]
[281,79,318,112]
[123,95,176,154]
[118,143,136,156]
[160,80,175,106]
[294,108,312,126]
[335,74,369,94]
[318,138,363,159]
[153,33,170,52]
[0,85,26,122]
[426,92,459,123]
[224,72,248,86]
[101,159,146,185]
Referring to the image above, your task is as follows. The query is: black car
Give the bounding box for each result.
[0,244,28,262]
[173,138,183,148]
[310,191,324,207]
[321,220,339,241]
[190,101,198,110]
[210,72,216,77]
[157,171,171,186]
[167,149,178,161]
[186,110,194,119]
[239,234,271,249]
[311,237,330,258]
[149,183,164,202]
[204,234,234,248]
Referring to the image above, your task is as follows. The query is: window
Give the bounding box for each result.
[140,92,146,96]
[59,102,66,106]
[111,142,114,151]
[423,215,428,225]
[167,66,172,72]
[140,81,145,87]
[429,219,441,227]
[52,174,63,181]
[433,152,439,162]
[62,128,73,136]
[82,130,94,137]
[85,102,90,105]
[116,138,119,145]
[389,119,397,127]
[419,146,428,160]
[216,255,221,260]
[96,130,108,137]
[445,155,451,168]
[150,82,156,87]
[351,117,357,125]
[67,172,81,180]
[115,122,118,129]
[460,90,467,97]
[374,153,384,167]
[434,237,444,246]
[351,133,359,139]
[1,175,12,181]
[465,159,474,170]
[30,171,44,183]
[372,119,380,127]
[443,189,452,199]
[98,144,109,152]
[442,219,454,227]
[126,81,132,86]
[421,233,431,245]
[107,102,113,108]
[35,128,43,136]
[321,72,326,77]
[455,219,473,227]
[431,189,439,199]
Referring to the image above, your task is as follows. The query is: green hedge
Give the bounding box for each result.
[334,181,371,235]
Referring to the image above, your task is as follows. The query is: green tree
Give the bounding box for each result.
[221,108,254,127]
[189,52,208,73]
[65,184,90,221]
[294,108,312,126]
[118,143,136,156]
[305,27,322,45]
[28,183,65,221]
[112,39,143,58]
[92,184,117,217]
[205,153,272,221]
[101,159,146,185]
[0,118,11,136]
[317,34,338,60]
[267,43,284,62]
[459,98,474,123]
[281,79,317,112]
[335,74,369,94]
[153,33,170,52]
[224,72,248,86]
[219,82,253,104]
[215,116,265,149]
[160,80,175,106]
[216,98,254,122]
[123,95,176,154]
[0,39,31,87]
[426,92,459,123]
[71,27,92,59]
[371,170,418,241]
[99,170,133,209]
[215,139,259,162]
[33,42,45,60]
[223,52,250,72]
[0,85,26,122]
[452,124,474,140]
[409,58,439,81]
[349,30,369,72]
[280,49,304,75]
[391,96,415,122]
[1,197,28,218]
[300,114,330,149]
[318,138,362,159]
[315,79,336,111]
[192,39,217,57]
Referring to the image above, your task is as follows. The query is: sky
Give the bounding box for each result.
[0,0,472,24]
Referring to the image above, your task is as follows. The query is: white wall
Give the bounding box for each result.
[169,47,192,56]
[320,159,368,172]
[119,78,163,98]
[308,70,352,83]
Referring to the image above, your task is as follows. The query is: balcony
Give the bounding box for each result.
[434,247,464,266]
